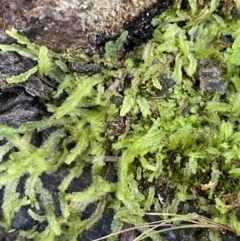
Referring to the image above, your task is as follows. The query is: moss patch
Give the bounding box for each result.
[1,0,240,240]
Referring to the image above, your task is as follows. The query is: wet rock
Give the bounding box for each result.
[36,220,48,233]
[67,165,93,193]
[223,231,240,241]
[79,212,113,241]
[197,57,225,95]
[144,213,181,241]
[157,73,176,96]
[163,230,181,241]
[40,167,69,217]
[12,205,34,230]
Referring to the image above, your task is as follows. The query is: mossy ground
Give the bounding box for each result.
[1,0,240,240]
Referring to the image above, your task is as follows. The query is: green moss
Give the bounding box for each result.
[1,0,240,240]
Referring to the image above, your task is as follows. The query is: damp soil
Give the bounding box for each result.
[0,1,240,241]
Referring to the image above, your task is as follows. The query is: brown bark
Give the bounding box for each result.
[0,0,173,52]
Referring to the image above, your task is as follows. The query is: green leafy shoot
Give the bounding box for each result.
[105,31,128,60]
[6,66,38,83]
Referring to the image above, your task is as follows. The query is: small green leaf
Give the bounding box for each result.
[136,96,151,117]
[220,121,233,140]
[172,53,183,85]
[105,31,128,60]
[228,50,240,66]
[206,101,231,113]
[52,75,101,119]
[65,131,89,165]
[6,28,38,48]
[6,66,38,83]
[215,198,229,214]
[184,53,197,77]
[38,46,52,75]
[0,44,37,60]
[120,89,136,116]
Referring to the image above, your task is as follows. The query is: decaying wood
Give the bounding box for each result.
[0,0,173,52]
